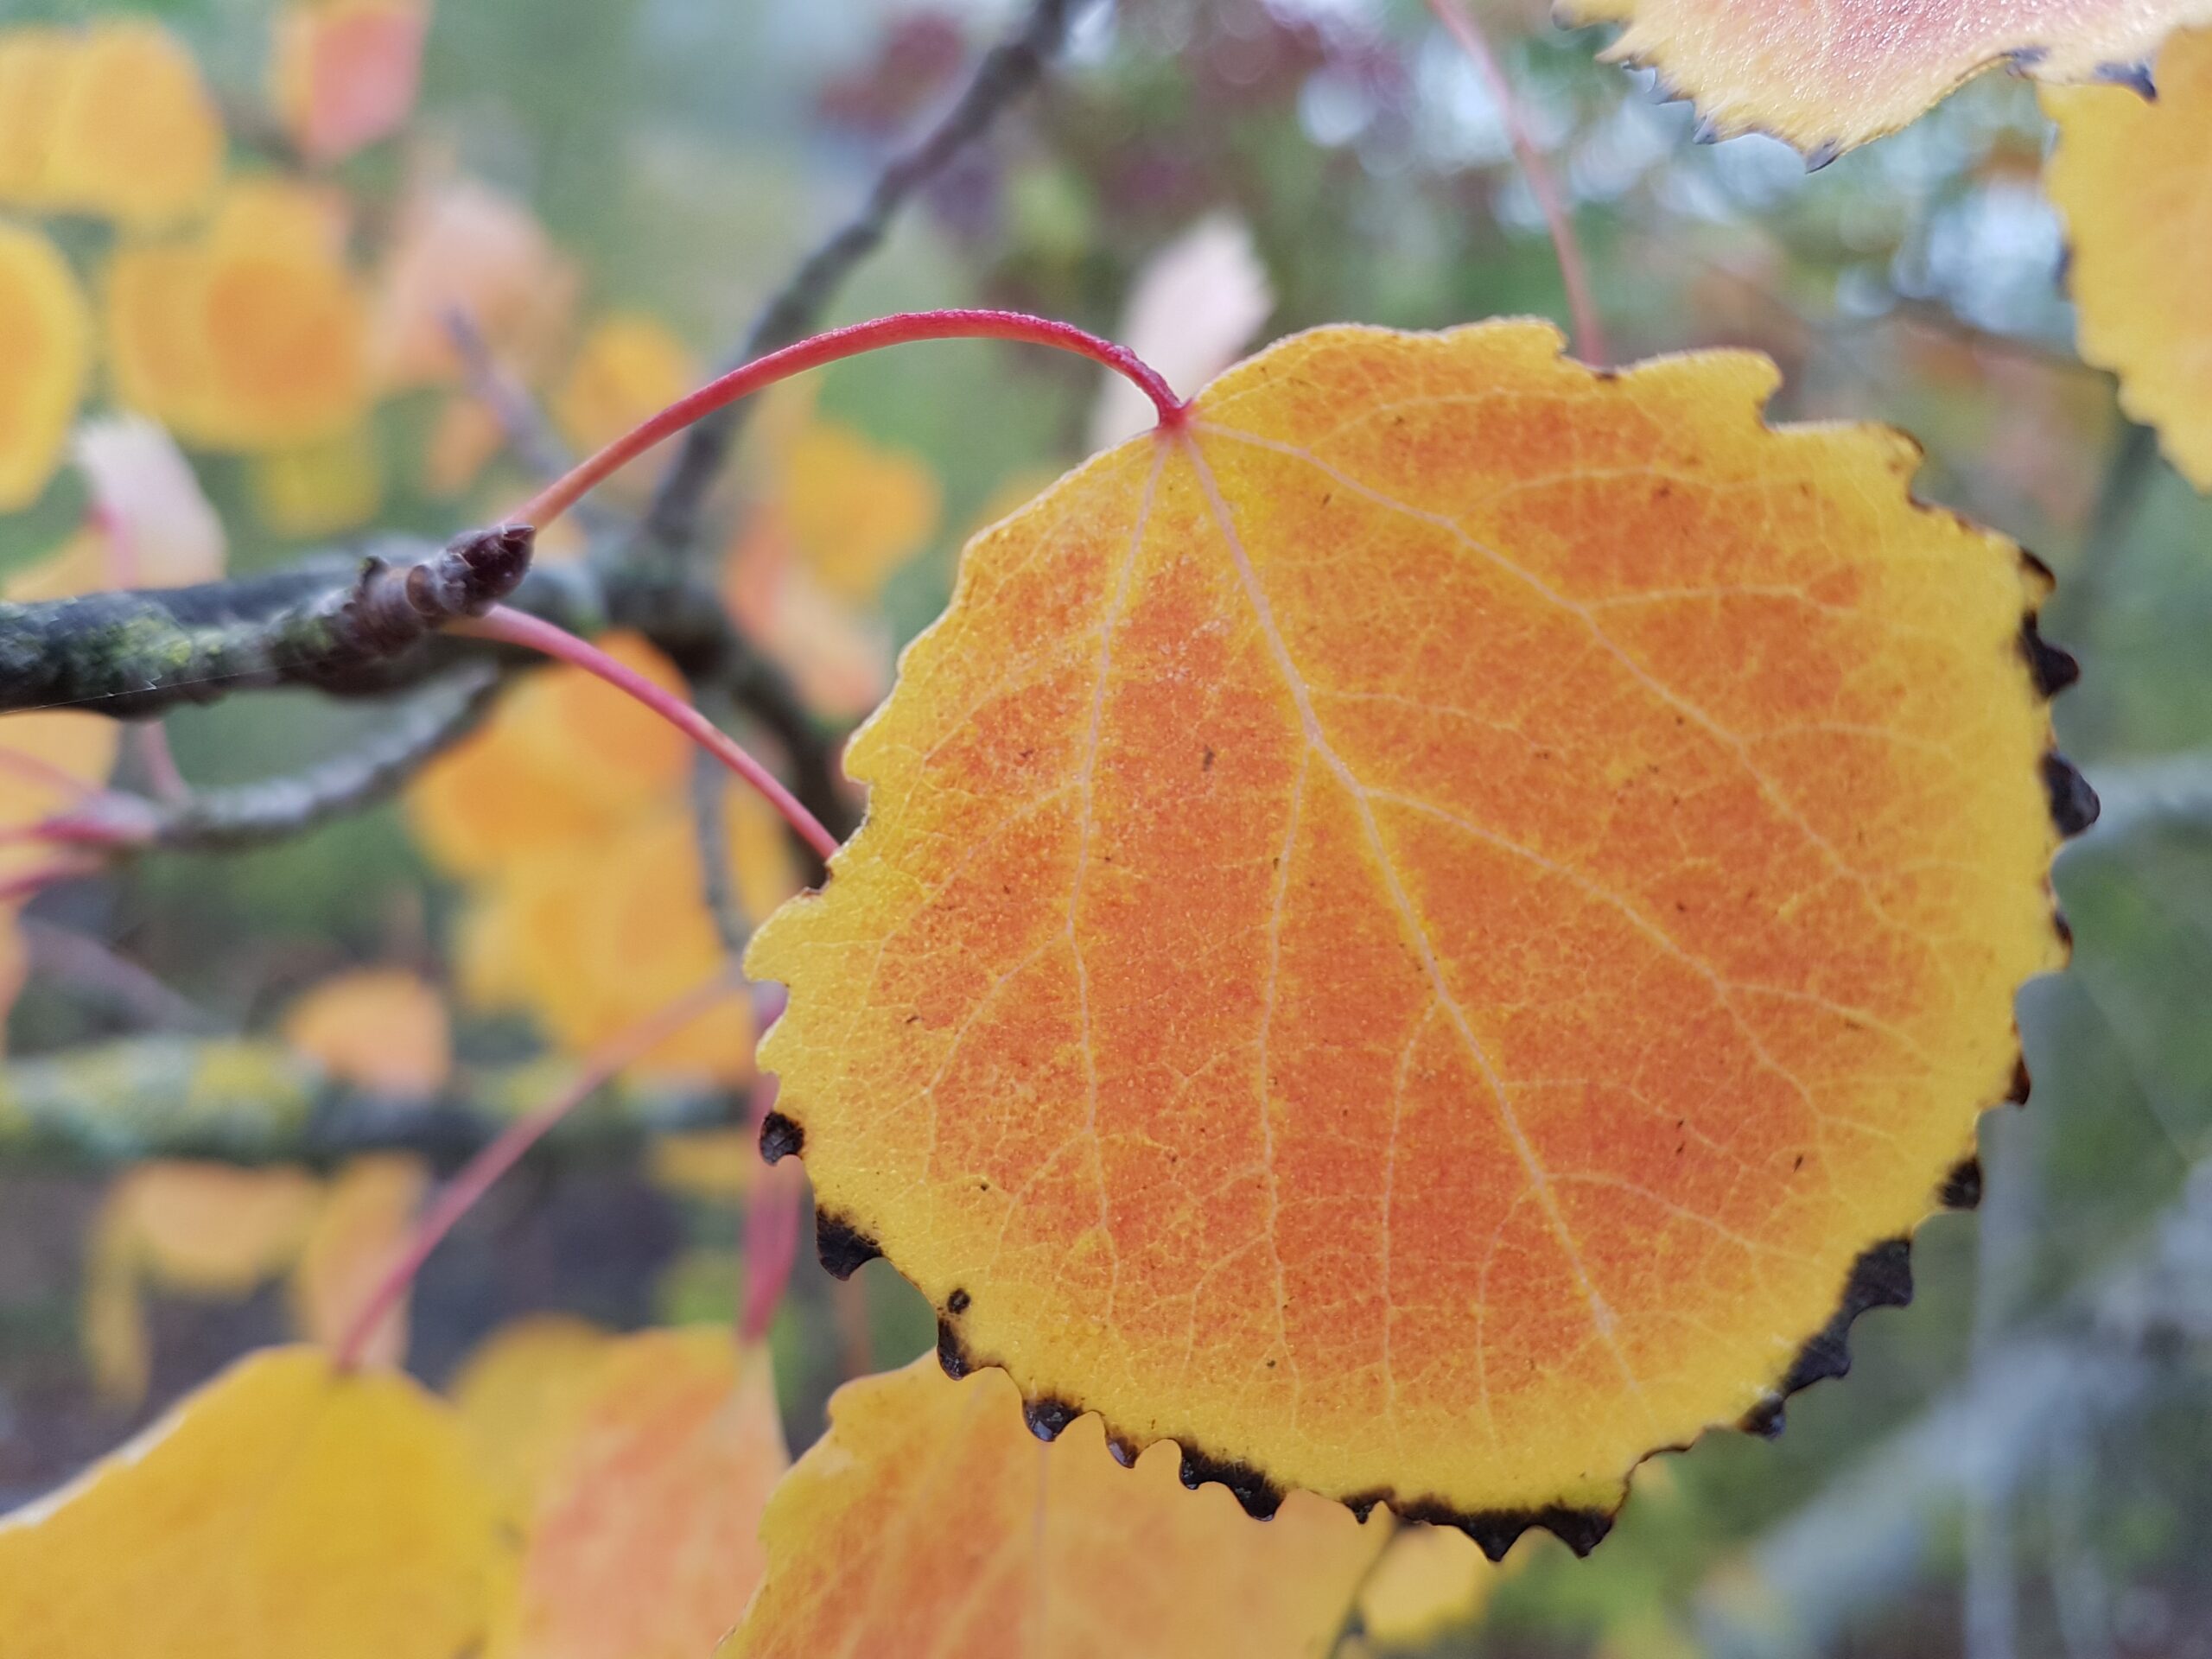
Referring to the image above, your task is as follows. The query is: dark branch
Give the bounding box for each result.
[639,0,1086,554]
[146,666,504,852]
[0,526,539,719]
[0,1034,741,1168]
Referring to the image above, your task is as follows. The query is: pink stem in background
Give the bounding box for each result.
[333,970,750,1371]
[0,854,104,905]
[1427,0,1610,366]
[452,606,841,864]
[739,983,802,1347]
[510,308,1187,531]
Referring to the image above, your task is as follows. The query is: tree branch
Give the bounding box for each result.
[638,0,1088,554]
[144,665,504,852]
[0,1034,741,1167]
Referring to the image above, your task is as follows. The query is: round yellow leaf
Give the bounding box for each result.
[42,21,221,227]
[2044,27,2212,491]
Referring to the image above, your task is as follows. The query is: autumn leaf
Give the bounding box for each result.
[411,631,693,876]
[488,1328,788,1659]
[0,219,91,512]
[74,416,228,587]
[1557,0,2211,156]
[82,1161,323,1404]
[450,1315,618,1526]
[0,29,73,207]
[0,1347,501,1659]
[291,1154,429,1366]
[283,969,452,1097]
[747,321,2079,1545]
[775,419,943,602]
[1355,1524,1503,1649]
[272,0,430,167]
[721,1356,1386,1658]
[371,176,579,391]
[553,314,696,495]
[2044,26,2212,491]
[39,21,223,226]
[106,180,371,451]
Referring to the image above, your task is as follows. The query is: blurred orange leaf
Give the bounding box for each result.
[490,1329,787,1659]
[747,322,2071,1538]
[0,219,90,512]
[1557,0,2208,153]
[291,1154,429,1368]
[721,1357,1386,1658]
[273,0,431,167]
[372,176,578,390]
[0,30,73,206]
[2044,26,2212,491]
[450,1314,618,1526]
[0,1347,501,1658]
[283,968,451,1097]
[107,180,370,451]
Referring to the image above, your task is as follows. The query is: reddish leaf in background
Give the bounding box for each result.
[721,1357,1385,1658]
[273,0,431,167]
[747,321,2081,1546]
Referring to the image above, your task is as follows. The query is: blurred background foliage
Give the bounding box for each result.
[1,1,2209,1656]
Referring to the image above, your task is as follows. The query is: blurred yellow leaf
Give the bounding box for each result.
[291,1154,428,1368]
[722,517,893,721]
[0,30,73,206]
[81,1161,323,1404]
[372,176,578,390]
[777,420,940,602]
[251,422,385,537]
[40,22,222,227]
[0,219,90,512]
[272,0,429,167]
[107,180,370,451]
[1356,1525,1502,1649]
[721,1357,1387,1658]
[283,968,451,1097]
[489,1330,788,1659]
[450,1314,618,1526]
[0,1347,502,1659]
[410,632,693,877]
[2044,27,2212,490]
[552,313,693,495]
[511,809,756,1082]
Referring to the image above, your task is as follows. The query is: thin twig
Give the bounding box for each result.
[18,920,213,1031]
[442,307,576,486]
[640,0,1089,553]
[1427,0,1607,365]
[143,666,503,852]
